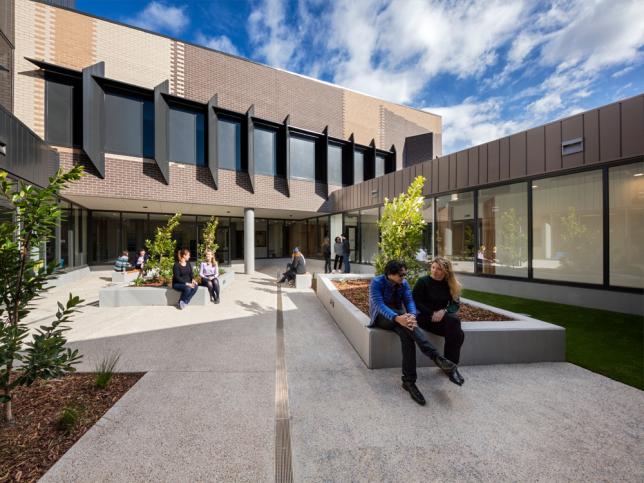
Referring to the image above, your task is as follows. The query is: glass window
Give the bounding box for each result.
[90,211,121,264]
[254,126,277,176]
[255,219,268,258]
[318,216,330,257]
[375,154,385,178]
[218,117,242,171]
[45,75,81,147]
[344,212,359,262]
[173,215,198,260]
[285,220,307,254]
[230,218,244,260]
[168,105,205,166]
[360,207,379,264]
[307,218,318,257]
[532,170,603,284]
[199,216,230,265]
[354,149,365,184]
[290,135,316,181]
[421,198,434,261]
[478,183,528,277]
[268,220,284,258]
[122,212,148,258]
[609,162,644,288]
[328,143,343,186]
[105,90,154,158]
[436,192,475,273]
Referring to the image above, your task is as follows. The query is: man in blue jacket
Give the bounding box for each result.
[369,260,460,405]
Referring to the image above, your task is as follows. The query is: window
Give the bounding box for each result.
[421,198,434,261]
[532,170,603,284]
[436,192,475,273]
[344,212,359,262]
[254,126,277,176]
[168,105,205,166]
[375,154,385,178]
[609,162,644,288]
[45,75,81,147]
[360,207,380,264]
[268,220,284,258]
[328,143,343,186]
[104,89,154,158]
[218,117,241,171]
[478,183,528,277]
[354,149,365,184]
[290,135,316,181]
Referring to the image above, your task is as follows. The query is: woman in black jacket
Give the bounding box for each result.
[322,237,332,273]
[173,248,198,309]
[412,256,465,385]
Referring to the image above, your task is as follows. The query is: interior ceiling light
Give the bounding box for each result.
[532,185,539,189]
[634,173,643,177]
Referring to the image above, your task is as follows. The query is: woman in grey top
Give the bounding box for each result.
[277,247,306,284]
[333,236,343,272]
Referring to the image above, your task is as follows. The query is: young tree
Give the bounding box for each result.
[0,167,84,424]
[144,213,181,285]
[375,175,427,287]
[198,216,219,261]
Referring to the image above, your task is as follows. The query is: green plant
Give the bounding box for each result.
[144,213,181,285]
[94,352,121,389]
[56,406,82,433]
[374,175,427,287]
[0,166,84,424]
[498,208,527,267]
[133,275,144,287]
[199,216,219,261]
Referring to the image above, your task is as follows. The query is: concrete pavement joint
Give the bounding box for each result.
[275,282,294,483]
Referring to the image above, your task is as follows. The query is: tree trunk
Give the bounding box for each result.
[3,392,13,424]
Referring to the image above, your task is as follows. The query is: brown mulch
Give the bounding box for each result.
[0,373,143,483]
[332,279,512,321]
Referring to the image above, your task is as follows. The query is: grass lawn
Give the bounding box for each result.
[462,289,644,390]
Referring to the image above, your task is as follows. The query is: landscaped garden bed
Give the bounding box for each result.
[332,278,512,321]
[0,373,143,482]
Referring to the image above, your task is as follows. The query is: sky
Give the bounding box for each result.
[76,0,644,154]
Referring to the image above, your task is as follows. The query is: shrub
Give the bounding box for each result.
[56,406,82,433]
[198,216,219,261]
[94,352,121,389]
[144,213,181,285]
[374,175,427,287]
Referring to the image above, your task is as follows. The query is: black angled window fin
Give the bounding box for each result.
[207,94,219,189]
[154,80,170,185]
[246,105,255,192]
[387,144,397,173]
[343,133,355,185]
[284,115,290,196]
[82,62,105,178]
[318,125,329,196]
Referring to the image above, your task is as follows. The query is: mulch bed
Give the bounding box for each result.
[332,279,512,321]
[0,373,143,483]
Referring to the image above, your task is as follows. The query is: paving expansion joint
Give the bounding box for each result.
[275,283,294,483]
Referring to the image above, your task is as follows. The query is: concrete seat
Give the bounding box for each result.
[295,273,312,289]
[111,270,141,283]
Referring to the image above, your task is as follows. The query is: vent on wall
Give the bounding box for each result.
[562,137,583,156]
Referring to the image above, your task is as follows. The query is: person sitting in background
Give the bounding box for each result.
[134,249,149,270]
[199,249,220,304]
[277,247,306,284]
[413,256,465,386]
[113,250,131,272]
[173,248,198,310]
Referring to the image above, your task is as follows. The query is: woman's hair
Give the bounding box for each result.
[178,248,190,259]
[430,256,462,298]
[335,236,341,243]
[204,249,215,263]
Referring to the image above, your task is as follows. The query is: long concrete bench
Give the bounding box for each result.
[316,274,566,368]
[111,270,141,283]
[99,271,235,307]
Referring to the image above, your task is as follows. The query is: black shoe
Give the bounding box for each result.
[214,297,220,304]
[433,354,457,372]
[448,368,465,386]
[402,381,426,406]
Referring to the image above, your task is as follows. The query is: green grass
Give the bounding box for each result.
[462,289,644,390]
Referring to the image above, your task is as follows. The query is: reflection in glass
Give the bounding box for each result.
[344,212,359,262]
[198,216,230,265]
[609,162,644,288]
[360,207,379,264]
[173,216,198,259]
[268,220,284,258]
[375,155,385,178]
[353,149,364,184]
[328,143,343,186]
[477,183,528,277]
[435,192,475,273]
[122,212,147,259]
[218,117,242,171]
[90,211,121,264]
[254,126,277,176]
[532,170,603,283]
[307,218,318,257]
[255,219,268,258]
[285,220,307,254]
[290,135,316,181]
[230,218,244,260]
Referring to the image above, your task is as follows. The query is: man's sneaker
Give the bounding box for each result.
[402,381,426,406]
[179,301,186,310]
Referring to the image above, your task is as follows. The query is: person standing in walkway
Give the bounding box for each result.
[369,260,461,406]
[333,236,343,273]
[173,248,198,310]
[322,237,332,274]
[199,249,220,304]
[342,234,351,273]
[413,256,465,386]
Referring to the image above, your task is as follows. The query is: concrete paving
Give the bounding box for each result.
[34,267,644,482]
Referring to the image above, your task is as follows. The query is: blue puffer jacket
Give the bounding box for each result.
[368,274,417,327]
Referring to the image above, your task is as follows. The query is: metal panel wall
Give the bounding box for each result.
[544,122,561,171]
[583,110,600,165]
[468,147,478,186]
[621,95,644,158]
[438,156,448,192]
[599,103,620,162]
[448,153,456,189]
[561,115,583,168]
[526,126,545,175]
[488,140,500,182]
[457,150,468,188]
[499,136,510,180]
[82,62,105,178]
[510,132,526,178]
[479,144,488,184]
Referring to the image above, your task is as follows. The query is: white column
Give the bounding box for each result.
[244,208,255,274]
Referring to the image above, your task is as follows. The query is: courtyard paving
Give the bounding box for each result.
[25,266,644,482]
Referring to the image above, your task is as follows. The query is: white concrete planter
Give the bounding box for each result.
[316,273,566,368]
[111,270,141,284]
[99,271,235,307]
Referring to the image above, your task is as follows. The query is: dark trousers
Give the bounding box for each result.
[333,255,343,270]
[200,277,220,301]
[374,309,440,383]
[279,268,297,283]
[343,255,351,273]
[173,282,198,305]
[324,257,332,273]
[417,312,465,364]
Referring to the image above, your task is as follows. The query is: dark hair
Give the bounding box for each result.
[178,248,190,259]
[384,260,407,276]
[335,236,341,243]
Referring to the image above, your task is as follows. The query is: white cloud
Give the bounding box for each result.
[195,33,240,56]
[528,92,562,116]
[124,1,189,35]
[248,0,300,69]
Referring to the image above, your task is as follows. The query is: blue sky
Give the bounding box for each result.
[76,0,644,154]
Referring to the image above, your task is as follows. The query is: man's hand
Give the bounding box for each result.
[395,313,417,330]
[431,309,446,322]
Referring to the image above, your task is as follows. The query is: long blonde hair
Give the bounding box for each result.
[430,256,461,298]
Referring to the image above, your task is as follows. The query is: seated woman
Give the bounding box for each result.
[199,249,220,304]
[134,249,149,270]
[172,248,198,310]
[277,247,306,284]
[412,256,465,385]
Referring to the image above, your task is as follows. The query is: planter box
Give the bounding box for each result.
[111,270,141,283]
[99,271,235,307]
[316,274,565,368]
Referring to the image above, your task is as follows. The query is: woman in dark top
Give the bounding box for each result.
[173,248,198,309]
[412,256,465,385]
[322,237,332,274]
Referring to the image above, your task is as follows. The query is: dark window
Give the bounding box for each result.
[375,154,385,177]
[289,134,315,181]
[354,148,365,184]
[328,143,343,186]
[105,89,154,158]
[168,104,205,166]
[45,74,81,147]
[254,126,277,176]
[218,117,241,171]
